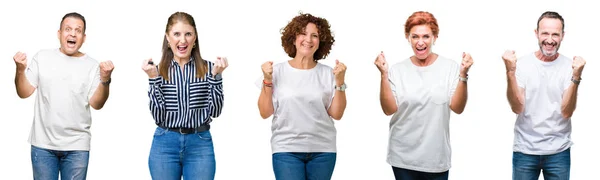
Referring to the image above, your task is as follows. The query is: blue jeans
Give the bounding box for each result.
[148,127,216,180]
[513,148,571,180]
[391,166,449,180]
[272,152,336,180]
[31,145,90,180]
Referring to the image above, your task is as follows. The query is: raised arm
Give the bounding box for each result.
[142,59,167,121]
[89,61,114,110]
[503,50,525,114]
[327,60,347,120]
[208,57,228,118]
[14,52,36,98]
[561,56,586,119]
[374,52,397,116]
[258,61,274,119]
[450,52,473,114]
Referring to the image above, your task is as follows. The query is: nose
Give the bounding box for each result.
[69,30,76,36]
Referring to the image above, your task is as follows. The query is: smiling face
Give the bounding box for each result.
[57,17,86,56]
[294,23,320,58]
[165,21,196,62]
[536,18,564,57]
[408,24,436,60]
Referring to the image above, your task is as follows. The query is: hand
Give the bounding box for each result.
[333,59,347,86]
[99,61,115,81]
[502,50,517,73]
[13,52,27,72]
[374,51,389,75]
[211,57,229,76]
[142,58,158,78]
[261,61,273,82]
[572,56,586,80]
[460,52,474,76]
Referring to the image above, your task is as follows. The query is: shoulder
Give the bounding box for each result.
[436,55,459,67]
[316,62,333,72]
[557,54,573,64]
[390,57,412,71]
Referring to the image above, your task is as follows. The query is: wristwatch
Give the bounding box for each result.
[101,78,111,86]
[335,83,347,91]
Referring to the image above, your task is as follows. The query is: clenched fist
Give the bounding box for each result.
[261,61,273,82]
[461,52,474,76]
[374,51,388,75]
[502,50,517,73]
[572,56,586,80]
[212,57,229,76]
[13,52,28,72]
[141,58,158,78]
[99,61,114,81]
[333,60,347,86]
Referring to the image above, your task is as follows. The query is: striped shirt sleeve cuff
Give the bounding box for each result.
[149,76,163,85]
[207,74,223,85]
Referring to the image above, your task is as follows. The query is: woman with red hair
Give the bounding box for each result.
[374,11,474,180]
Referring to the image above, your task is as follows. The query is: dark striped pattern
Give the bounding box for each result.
[148,59,223,128]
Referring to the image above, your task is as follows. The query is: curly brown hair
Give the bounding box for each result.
[280,13,335,61]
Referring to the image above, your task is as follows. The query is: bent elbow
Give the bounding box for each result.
[561,110,572,119]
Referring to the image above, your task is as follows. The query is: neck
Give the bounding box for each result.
[535,50,559,62]
[412,53,438,67]
[174,56,191,66]
[59,48,84,57]
[290,55,317,69]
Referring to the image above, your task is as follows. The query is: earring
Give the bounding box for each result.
[193,44,196,48]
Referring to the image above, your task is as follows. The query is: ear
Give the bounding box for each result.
[165,33,169,43]
[57,30,61,41]
[534,29,539,38]
[561,31,565,39]
[82,33,86,44]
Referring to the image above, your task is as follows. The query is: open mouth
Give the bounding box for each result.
[67,39,77,47]
[177,45,188,53]
[416,47,427,54]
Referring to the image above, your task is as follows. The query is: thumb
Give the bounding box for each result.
[336,59,339,65]
[462,52,466,58]
[511,50,515,54]
[269,61,273,65]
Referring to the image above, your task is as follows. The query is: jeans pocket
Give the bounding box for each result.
[153,127,168,137]
[197,131,212,140]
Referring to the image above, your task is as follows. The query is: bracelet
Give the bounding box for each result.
[263,80,273,87]
[458,75,468,82]
[571,77,581,85]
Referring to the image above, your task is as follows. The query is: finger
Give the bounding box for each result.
[463,52,466,58]
[336,59,339,65]
[223,57,229,67]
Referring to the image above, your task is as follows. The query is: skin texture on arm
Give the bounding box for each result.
[13,52,36,98]
[89,61,114,110]
[374,52,397,116]
[258,61,274,119]
[327,60,347,120]
[561,56,586,119]
[449,52,474,114]
[503,50,525,114]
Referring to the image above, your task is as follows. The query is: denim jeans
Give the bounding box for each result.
[272,152,336,180]
[513,148,571,180]
[391,166,449,180]
[30,145,90,180]
[148,126,216,180]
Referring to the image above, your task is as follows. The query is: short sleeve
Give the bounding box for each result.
[563,66,573,91]
[388,65,399,103]
[447,62,460,105]
[515,63,525,88]
[25,53,40,88]
[88,65,101,100]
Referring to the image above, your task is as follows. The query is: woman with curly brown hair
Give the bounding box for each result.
[375,11,474,180]
[256,12,347,180]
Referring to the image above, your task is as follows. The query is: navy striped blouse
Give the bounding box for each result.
[148,59,224,128]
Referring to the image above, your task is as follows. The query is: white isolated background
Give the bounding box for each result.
[0,0,597,179]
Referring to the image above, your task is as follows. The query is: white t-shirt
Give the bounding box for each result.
[256,61,337,153]
[514,52,573,155]
[386,56,460,173]
[26,49,101,151]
